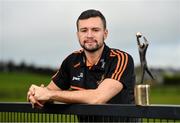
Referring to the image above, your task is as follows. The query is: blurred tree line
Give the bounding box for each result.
[135,66,180,85]
[0,60,56,76]
[0,60,180,85]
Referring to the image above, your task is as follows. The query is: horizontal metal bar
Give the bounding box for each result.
[0,102,180,119]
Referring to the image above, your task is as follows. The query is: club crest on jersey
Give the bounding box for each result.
[100,59,105,69]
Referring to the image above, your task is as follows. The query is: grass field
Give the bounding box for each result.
[0,71,180,104]
[0,71,51,102]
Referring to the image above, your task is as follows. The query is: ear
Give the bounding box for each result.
[104,29,108,39]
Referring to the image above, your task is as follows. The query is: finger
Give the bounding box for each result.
[32,103,35,108]
[32,88,36,95]
[29,95,37,104]
[32,99,44,109]
[28,95,44,108]
[34,103,43,109]
[27,91,33,98]
[40,84,44,87]
[35,101,44,108]
[28,95,37,108]
[29,84,39,95]
[32,102,43,109]
[27,91,33,102]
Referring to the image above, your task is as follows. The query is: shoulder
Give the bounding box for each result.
[109,48,134,62]
[64,49,83,61]
[106,48,135,81]
[65,50,83,60]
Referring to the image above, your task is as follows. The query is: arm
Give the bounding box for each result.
[34,78,123,104]
[136,32,142,46]
[27,80,61,108]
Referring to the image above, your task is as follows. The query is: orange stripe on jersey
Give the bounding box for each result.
[116,51,128,81]
[114,51,125,80]
[52,70,59,79]
[73,62,80,68]
[110,50,128,81]
[111,50,121,79]
[117,53,128,81]
[70,85,86,90]
[110,51,116,57]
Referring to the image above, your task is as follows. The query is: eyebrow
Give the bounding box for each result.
[79,27,101,30]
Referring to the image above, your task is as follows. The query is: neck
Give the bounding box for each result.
[85,45,104,66]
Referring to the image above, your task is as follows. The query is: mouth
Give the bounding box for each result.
[84,39,97,44]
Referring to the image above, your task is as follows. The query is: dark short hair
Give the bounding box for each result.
[76,9,106,31]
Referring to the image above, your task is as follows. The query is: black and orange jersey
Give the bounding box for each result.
[52,44,135,104]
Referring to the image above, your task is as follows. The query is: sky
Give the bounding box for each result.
[0,0,180,69]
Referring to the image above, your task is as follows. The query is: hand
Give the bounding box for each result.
[33,85,51,101]
[27,84,46,108]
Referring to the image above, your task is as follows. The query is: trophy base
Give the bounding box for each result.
[134,84,150,106]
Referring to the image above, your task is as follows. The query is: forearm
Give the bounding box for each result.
[34,79,123,104]
[45,81,106,104]
[49,89,103,104]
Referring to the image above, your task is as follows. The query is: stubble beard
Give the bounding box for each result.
[80,40,104,53]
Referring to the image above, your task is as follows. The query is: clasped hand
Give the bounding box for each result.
[27,84,50,108]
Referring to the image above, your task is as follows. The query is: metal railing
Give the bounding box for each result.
[0,102,180,122]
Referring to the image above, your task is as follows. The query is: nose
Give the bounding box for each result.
[87,30,93,38]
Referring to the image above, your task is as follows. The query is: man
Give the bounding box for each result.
[27,9,135,121]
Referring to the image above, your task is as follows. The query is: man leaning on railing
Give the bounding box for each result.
[27,9,135,122]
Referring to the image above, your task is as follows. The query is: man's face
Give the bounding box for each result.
[77,17,108,52]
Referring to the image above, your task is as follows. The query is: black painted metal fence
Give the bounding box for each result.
[0,102,180,122]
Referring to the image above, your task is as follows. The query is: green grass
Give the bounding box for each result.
[150,85,180,104]
[0,71,51,102]
[0,71,180,104]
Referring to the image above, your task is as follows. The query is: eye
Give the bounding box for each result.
[92,28,100,32]
[80,29,87,33]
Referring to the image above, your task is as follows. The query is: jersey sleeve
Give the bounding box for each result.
[51,58,71,90]
[106,50,135,88]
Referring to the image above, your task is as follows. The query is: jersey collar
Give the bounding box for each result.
[80,44,110,70]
